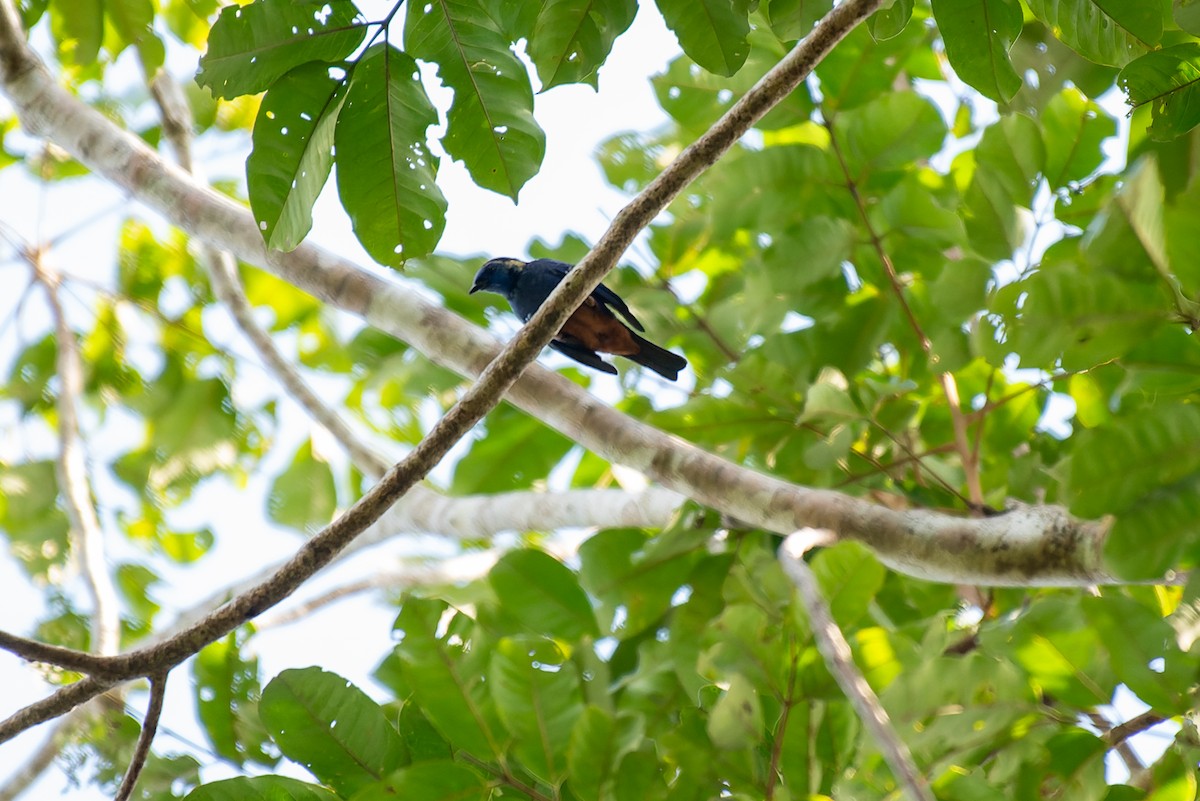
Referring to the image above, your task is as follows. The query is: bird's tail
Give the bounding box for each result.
[629,333,688,381]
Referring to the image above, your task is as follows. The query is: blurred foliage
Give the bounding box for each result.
[1,0,1200,799]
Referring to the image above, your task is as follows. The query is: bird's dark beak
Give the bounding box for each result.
[469,283,481,294]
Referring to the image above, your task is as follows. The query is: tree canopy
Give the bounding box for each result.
[0,0,1199,799]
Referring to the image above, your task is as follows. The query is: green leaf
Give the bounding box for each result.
[247,62,346,252]
[354,762,489,801]
[1177,0,1200,35]
[489,636,584,783]
[184,776,340,801]
[335,44,446,265]
[763,0,831,40]
[706,673,763,749]
[107,0,159,67]
[1082,596,1192,713]
[654,0,750,77]
[1041,87,1117,188]
[1105,474,1200,579]
[193,630,276,768]
[812,542,886,628]
[932,0,1023,102]
[834,91,947,176]
[392,598,506,758]
[1024,0,1158,67]
[567,706,631,800]
[869,0,913,41]
[258,667,407,796]
[266,438,336,533]
[49,0,102,64]
[1005,598,1116,707]
[1118,44,1200,141]
[196,0,367,99]
[0,460,70,580]
[489,549,599,640]
[1063,403,1200,518]
[451,405,574,495]
[404,0,546,199]
[528,0,637,90]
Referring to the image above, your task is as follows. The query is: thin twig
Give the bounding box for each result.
[1085,710,1143,777]
[26,249,122,658]
[114,672,169,801]
[0,676,116,743]
[1105,709,1167,746]
[779,530,933,801]
[823,115,983,509]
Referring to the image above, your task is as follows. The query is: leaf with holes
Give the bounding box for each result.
[1023,0,1158,67]
[1119,43,1200,141]
[932,0,1023,102]
[197,0,366,99]
[405,0,545,199]
[655,0,750,77]
[528,0,637,90]
[335,44,446,265]
[258,667,407,796]
[248,62,346,252]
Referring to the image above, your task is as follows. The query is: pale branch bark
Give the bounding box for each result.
[779,531,933,801]
[27,253,121,658]
[114,673,167,801]
[0,0,1127,587]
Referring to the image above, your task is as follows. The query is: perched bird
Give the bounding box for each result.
[470,257,688,381]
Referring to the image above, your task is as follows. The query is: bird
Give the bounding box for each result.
[469,257,688,381]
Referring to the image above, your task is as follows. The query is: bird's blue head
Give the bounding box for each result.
[470,257,525,297]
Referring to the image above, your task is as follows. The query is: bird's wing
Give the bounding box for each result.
[591,282,645,332]
[548,339,618,374]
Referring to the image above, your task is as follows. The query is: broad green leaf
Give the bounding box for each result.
[392,598,506,758]
[1165,178,1200,293]
[489,548,599,640]
[184,776,339,801]
[489,636,584,783]
[1177,0,1200,35]
[812,542,886,628]
[1063,403,1200,518]
[763,0,832,40]
[259,667,406,796]
[654,0,750,77]
[876,174,966,246]
[932,0,1023,102]
[335,44,445,266]
[1041,88,1116,188]
[405,0,545,199]
[528,0,637,90]
[266,438,336,533]
[1082,595,1192,712]
[197,0,367,99]
[0,460,70,579]
[706,673,763,750]
[869,0,914,41]
[958,114,1044,258]
[816,22,936,111]
[193,630,276,768]
[248,62,346,252]
[1024,0,1157,67]
[566,706,628,800]
[833,91,947,176]
[49,0,102,64]
[352,762,489,801]
[1105,474,1200,579]
[451,405,574,495]
[1119,44,1200,141]
[107,0,162,71]
[1005,598,1116,707]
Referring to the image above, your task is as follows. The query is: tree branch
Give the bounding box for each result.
[779,530,933,801]
[0,0,1125,600]
[114,672,167,801]
[0,677,115,744]
[27,250,121,657]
